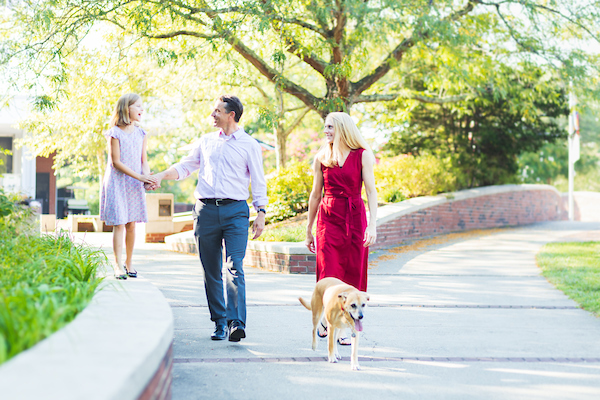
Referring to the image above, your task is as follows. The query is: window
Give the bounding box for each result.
[0,137,13,174]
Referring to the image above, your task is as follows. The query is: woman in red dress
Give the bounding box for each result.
[305,112,378,344]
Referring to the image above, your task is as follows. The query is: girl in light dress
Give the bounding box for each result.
[100,93,157,279]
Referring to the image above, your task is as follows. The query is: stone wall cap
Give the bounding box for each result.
[164,230,195,244]
[247,240,311,255]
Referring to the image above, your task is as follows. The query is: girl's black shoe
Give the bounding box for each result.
[124,265,137,278]
[115,271,127,280]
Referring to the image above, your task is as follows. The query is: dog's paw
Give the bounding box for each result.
[351,363,361,371]
[335,352,342,360]
[328,355,338,363]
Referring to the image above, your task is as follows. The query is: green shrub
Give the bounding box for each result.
[253,224,305,242]
[0,191,105,364]
[374,154,459,202]
[266,161,313,222]
[0,190,35,238]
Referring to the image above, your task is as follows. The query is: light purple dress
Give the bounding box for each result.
[100,126,148,226]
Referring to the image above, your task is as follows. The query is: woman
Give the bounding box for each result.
[305,112,378,344]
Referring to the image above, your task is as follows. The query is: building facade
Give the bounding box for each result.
[0,96,56,214]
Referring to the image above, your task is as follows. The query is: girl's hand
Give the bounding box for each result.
[139,174,159,184]
[305,232,316,254]
[363,225,377,247]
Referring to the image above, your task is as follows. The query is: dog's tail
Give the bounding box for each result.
[298,297,312,310]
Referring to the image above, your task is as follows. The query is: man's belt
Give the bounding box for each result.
[199,198,240,206]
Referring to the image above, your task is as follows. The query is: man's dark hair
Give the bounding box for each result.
[219,95,243,122]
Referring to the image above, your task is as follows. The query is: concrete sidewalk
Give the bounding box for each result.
[77,221,600,400]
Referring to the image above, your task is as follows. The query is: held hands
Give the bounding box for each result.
[363,224,377,247]
[143,173,162,191]
[305,231,316,254]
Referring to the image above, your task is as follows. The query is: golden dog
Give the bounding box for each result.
[299,277,369,370]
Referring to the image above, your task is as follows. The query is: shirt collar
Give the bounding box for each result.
[219,127,244,140]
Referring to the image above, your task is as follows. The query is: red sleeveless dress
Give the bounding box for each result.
[316,148,368,291]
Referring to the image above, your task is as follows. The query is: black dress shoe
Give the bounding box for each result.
[228,321,246,342]
[211,324,227,341]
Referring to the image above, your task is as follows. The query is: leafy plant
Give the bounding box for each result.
[374,154,461,203]
[266,161,313,222]
[0,190,35,238]
[0,201,105,364]
[381,66,568,188]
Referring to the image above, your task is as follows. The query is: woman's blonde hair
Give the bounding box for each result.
[317,112,374,168]
[109,93,141,127]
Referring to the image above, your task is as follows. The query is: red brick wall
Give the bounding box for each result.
[244,250,316,274]
[36,153,56,214]
[373,189,562,250]
[146,233,170,243]
[137,342,173,400]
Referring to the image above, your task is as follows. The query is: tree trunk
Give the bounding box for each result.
[275,124,288,169]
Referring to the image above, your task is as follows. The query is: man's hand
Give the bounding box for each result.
[252,210,266,239]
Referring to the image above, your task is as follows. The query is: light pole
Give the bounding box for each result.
[567,85,580,222]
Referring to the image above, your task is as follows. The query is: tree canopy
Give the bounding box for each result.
[3,0,599,117]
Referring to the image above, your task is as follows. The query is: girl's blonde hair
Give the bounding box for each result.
[317,112,374,168]
[109,93,141,127]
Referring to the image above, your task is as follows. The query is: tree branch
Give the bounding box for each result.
[285,37,329,75]
[192,1,323,111]
[283,107,311,137]
[351,0,477,98]
[164,0,329,37]
[146,30,219,40]
[355,93,470,104]
[224,36,320,111]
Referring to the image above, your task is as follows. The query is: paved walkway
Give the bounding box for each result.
[77,221,600,400]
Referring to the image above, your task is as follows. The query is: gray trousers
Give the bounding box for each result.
[193,199,249,327]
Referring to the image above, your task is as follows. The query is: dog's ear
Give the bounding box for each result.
[338,292,348,301]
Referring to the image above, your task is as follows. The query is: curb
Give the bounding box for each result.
[0,278,173,400]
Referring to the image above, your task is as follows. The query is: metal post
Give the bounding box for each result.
[567,89,574,221]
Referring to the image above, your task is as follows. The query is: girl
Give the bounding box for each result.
[100,93,157,279]
[305,112,378,344]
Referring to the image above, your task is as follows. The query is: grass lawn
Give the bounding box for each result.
[536,241,600,317]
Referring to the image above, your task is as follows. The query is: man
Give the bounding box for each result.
[149,95,267,342]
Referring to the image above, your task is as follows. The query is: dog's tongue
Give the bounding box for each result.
[354,319,363,332]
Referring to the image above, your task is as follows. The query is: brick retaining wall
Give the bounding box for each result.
[372,187,562,250]
[245,249,317,274]
[138,342,173,400]
[166,185,578,274]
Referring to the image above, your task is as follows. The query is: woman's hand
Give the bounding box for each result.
[305,231,316,254]
[363,224,377,247]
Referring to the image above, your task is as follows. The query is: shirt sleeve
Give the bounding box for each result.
[248,139,268,210]
[173,139,203,181]
[105,127,120,140]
